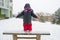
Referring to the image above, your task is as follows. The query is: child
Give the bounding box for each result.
[16,3,39,32]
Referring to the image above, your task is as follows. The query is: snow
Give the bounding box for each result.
[0,18,60,40]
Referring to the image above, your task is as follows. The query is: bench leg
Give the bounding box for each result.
[13,34,17,40]
[36,34,41,40]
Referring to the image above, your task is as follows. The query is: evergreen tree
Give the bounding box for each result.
[52,8,60,24]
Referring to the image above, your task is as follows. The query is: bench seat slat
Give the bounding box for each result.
[3,33,50,35]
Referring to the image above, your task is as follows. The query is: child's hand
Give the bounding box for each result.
[36,16,40,21]
[37,16,40,19]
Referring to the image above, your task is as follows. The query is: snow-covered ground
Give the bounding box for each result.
[0,18,60,40]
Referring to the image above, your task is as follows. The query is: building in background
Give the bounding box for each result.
[0,0,13,19]
[36,12,52,22]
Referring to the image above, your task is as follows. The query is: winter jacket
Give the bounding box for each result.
[16,9,37,24]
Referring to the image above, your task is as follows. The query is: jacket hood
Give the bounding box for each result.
[24,3,31,8]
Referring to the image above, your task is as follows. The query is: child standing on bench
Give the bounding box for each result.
[16,3,39,32]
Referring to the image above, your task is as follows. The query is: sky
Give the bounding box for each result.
[13,0,60,14]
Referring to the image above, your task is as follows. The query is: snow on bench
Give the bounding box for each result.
[3,31,50,40]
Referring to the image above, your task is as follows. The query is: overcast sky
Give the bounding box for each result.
[13,0,60,14]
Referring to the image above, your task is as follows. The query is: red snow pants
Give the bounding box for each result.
[23,23,32,31]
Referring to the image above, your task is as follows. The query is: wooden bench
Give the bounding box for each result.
[3,31,50,40]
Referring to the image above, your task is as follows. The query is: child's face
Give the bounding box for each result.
[25,7,30,10]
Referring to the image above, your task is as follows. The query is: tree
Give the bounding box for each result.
[52,8,60,24]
